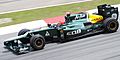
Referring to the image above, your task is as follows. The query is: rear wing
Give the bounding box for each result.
[97,4,119,20]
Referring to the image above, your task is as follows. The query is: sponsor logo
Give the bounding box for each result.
[45,31,50,36]
[67,29,81,35]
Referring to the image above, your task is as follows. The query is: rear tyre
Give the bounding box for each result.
[103,18,119,33]
[30,35,45,50]
[18,29,30,36]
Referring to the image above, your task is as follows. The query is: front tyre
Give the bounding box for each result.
[18,29,30,36]
[30,35,45,50]
[103,18,119,33]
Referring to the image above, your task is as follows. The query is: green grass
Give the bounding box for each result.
[0,0,120,27]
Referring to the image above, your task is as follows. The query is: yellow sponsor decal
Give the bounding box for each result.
[89,14,103,23]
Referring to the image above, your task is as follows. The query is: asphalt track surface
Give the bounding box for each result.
[0,0,89,13]
[0,19,120,60]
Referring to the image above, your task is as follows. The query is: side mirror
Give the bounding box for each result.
[47,24,51,27]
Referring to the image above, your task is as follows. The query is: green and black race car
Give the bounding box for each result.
[4,4,119,54]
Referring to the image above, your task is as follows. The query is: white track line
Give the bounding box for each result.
[0,0,91,14]
[0,20,47,35]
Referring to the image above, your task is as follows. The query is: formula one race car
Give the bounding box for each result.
[4,4,119,54]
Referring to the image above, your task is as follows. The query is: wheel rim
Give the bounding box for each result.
[35,38,43,48]
[108,21,117,30]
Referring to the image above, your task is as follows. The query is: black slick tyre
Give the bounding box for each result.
[30,35,45,50]
[18,29,30,36]
[103,18,119,33]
